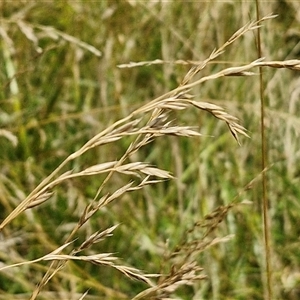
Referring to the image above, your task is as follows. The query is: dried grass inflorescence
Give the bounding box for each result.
[1,11,300,300]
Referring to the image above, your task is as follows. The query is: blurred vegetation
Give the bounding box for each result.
[1,1,300,299]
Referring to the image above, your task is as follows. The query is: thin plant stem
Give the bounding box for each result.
[255,1,272,299]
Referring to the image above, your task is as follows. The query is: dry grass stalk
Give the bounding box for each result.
[2,13,298,299]
[134,169,271,300]
[132,233,235,300]
[118,14,277,74]
[132,172,272,299]
[2,53,297,229]
[132,262,207,300]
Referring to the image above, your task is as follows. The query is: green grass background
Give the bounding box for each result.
[1,1,300,299]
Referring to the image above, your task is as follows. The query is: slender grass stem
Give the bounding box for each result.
[255,1,272,299]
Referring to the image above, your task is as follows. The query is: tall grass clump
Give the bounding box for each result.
[1,1,300,300]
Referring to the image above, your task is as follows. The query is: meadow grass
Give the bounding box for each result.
[1,1,300,299]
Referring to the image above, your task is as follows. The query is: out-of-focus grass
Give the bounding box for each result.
[1,1,300,299]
